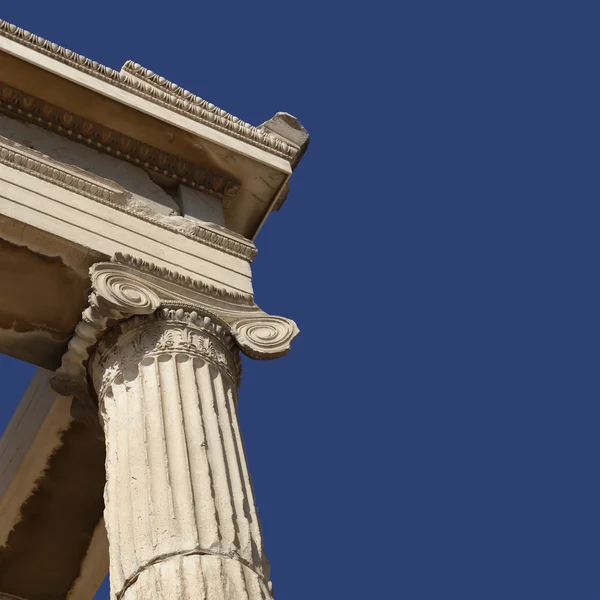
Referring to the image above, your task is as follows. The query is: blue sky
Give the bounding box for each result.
[1,1,599,598]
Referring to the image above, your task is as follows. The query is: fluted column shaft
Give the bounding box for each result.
[90,308,272,600]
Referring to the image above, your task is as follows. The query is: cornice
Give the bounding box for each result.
[0,20,297,162]
[0,82,241,201]
[52,255,299,427]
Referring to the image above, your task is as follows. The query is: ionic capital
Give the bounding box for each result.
[90,308,242,400]
[52,253,299,425]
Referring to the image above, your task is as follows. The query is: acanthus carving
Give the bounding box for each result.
[52,254,299,425]
[0,20,297,161]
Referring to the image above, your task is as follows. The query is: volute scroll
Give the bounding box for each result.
[231,316,299,359]
[52,254,299,426]
[93,269,162,315]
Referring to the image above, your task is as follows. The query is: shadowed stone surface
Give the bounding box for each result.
[0,422,105,600]
[0,237,92,369]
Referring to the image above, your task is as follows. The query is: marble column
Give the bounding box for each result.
[89,307,273,600]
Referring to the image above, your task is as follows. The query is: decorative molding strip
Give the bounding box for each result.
[0,83,240,201]
[52,256,299,425]
[182,223,257,263]
[0,20,297,161]
[111,253,254,305]
[0,135,124,203]
[0,101,257,261]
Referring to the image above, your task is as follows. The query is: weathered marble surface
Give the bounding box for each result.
[92,310,272,600]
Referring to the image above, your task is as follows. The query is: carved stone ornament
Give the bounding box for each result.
[0,20,297,161]
[90,309,242,402]
[0,130,256,262]
[0,83,242,203]
[52,253,299,426]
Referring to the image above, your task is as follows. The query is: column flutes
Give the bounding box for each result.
[90,307,272,600]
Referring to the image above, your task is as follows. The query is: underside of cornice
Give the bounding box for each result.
[0,82,241,201]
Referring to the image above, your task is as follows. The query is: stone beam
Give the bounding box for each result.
[0,369,108,600]
[0,19,309,239]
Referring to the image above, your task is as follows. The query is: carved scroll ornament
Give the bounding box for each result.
[0,20,297,162]
[52,253,299,426]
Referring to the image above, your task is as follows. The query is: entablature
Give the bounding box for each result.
[0,19,309,239]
